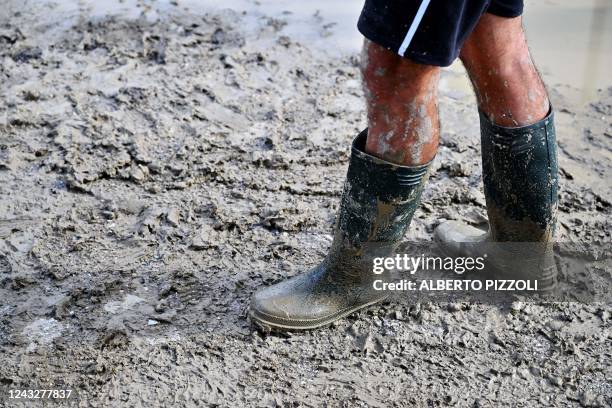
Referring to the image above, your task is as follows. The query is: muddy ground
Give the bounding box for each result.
[0,1,610,407]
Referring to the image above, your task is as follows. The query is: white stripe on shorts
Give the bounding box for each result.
[397,0,432,56]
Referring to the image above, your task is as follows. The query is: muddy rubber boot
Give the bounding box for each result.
[250,130,432,330]
[435,108,558,288]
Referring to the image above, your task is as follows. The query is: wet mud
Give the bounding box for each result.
[0,1,610,406]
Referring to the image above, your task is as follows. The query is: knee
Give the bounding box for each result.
[465,51,534,85]
[462,39,533,81]
[460,14,534,82]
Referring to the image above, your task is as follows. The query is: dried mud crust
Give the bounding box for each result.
[0,2,610,407]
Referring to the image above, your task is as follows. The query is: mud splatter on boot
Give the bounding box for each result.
[435,108,558,288]
[250,130,432,330]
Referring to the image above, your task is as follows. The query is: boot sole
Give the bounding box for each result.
[248,296,388,331]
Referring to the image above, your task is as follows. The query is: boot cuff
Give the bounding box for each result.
[350,129,432,186]
[479,107,555,147]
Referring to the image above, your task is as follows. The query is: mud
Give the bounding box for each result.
[0,0,610,407]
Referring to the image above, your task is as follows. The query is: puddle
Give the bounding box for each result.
[443,0,612,103]
[524,0,612,102]
[10,0,612,102]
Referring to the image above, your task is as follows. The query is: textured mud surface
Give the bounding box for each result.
[0,1,610,407]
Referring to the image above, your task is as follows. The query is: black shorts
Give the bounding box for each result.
[358,0,524,67]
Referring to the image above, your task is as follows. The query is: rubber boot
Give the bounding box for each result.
[250,130,432,330]
[435,108,558,288]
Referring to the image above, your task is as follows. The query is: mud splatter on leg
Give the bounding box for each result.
[360,39,440,165]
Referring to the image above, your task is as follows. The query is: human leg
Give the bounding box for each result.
[361,38,440,165]
[435,11,558,287]
[248,41,439,331]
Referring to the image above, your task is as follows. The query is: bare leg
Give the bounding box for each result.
[460,14,549,127]
[361,39,440,165]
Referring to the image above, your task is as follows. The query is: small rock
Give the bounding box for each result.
[53,295,72,319]
[441,161,471,177]
[516,367,530,380]
[129,164,148,183]
[522,304,535,315]
[358,332,383,355]
[171,181,188,190]
[100,210,116,220]
[190,225,218,250]
[147,161,163,174]
[12,46,42,62]
[154,301,166,313]
[129,134,153,163]
[547,320,564,332]
[138,207,164,234]
[147,319,159,326]
[166,207,180,227]
[155,309,177,323]
[123,198,146,215]
[511,301,524,313]
[447,303,461,312]
[147,184,162,194]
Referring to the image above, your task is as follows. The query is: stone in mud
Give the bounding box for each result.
[12,46,42,62]
[136,206,164,234]
[154,309,177,323]
[127,163,149,183]
[53,295,72,319]
[129,134,153,164]
[122,197,147,215]
[447,303,462,312]
[165,207,180,227]
[357,332,383,355]
[441,161,472,177]
[190,224,220,250]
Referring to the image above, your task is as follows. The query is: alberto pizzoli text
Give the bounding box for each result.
[373,279,539,292]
